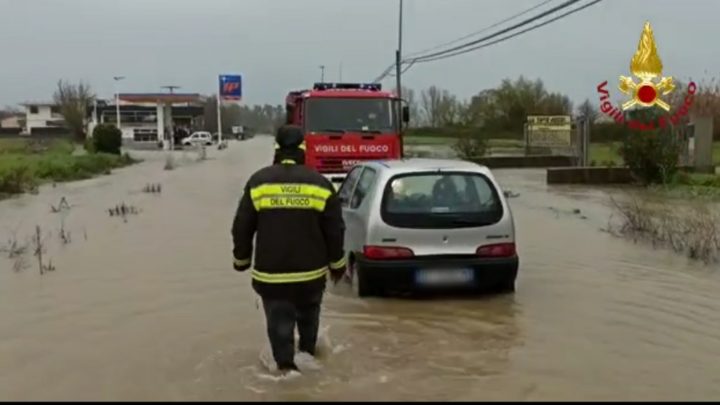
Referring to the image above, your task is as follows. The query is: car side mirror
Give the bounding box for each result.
[402,106,410,123]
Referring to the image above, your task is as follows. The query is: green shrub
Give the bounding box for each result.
[672,172,720,188]
[452,131,487,160]
[84,136,96,153]
[619,108,681,185]
[92,124,122,155]
[0,163,36,194]
[0,151,136,196]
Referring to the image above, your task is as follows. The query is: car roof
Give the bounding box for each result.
[362,158,491,176]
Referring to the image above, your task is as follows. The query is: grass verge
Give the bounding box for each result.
[0,139,137,197]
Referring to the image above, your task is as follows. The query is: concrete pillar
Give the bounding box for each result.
[157,103,165,145]
[164,104,173,151]
[690,114,714,173]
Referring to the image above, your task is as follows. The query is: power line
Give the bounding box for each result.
[409,0,602,64]
[407,0,585,62]
[385,61,415,79]
[371,0,585,82]
[372,64,396,83]
[403,0,556,59]
[374,0,557,81]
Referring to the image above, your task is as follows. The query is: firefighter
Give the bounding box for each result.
[231,125,346,374]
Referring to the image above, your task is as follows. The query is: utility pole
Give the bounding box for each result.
[319,65,326,82]
[160,85,180,151]
[396,0,404,95]
[396,0,404,130]
[113,76,125,132]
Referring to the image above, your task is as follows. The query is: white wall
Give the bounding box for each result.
[24,105,64,132]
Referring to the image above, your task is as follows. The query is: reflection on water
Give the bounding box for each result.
[1,140,720,401]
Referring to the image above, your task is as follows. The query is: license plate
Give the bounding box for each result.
[415,268,474,286]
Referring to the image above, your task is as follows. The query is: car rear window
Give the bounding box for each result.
[380,171,504,229]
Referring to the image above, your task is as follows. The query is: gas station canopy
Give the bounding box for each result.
[118,93,204,105]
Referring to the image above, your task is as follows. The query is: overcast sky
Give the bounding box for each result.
[1,0,718,108]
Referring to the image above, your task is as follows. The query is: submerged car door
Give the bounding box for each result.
[338,167,363,252]
[339,166,377,255]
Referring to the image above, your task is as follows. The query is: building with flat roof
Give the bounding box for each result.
[20,101,65,134]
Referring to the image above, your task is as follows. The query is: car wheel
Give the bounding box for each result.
[496,271,517,294]
[354,262,378,298]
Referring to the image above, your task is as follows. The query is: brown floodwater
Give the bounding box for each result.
[1,137,719,401]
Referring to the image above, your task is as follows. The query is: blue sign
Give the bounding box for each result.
[219,74,242,101]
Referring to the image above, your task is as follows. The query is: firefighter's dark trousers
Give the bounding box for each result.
[261,291,323,371]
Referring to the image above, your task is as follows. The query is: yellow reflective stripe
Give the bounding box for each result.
[254,196,326,211]
[329,257,346,270]
[250,183,332,212]
[251,267,327,284]
[234,257,251,267]
[251,183,332,200]
[280,159,296,164]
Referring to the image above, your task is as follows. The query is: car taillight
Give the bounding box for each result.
[363,245,414,260]
[476,243,516,258]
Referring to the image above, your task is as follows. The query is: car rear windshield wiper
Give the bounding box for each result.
[319,129,346,133]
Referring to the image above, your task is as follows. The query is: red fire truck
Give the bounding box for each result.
[285,82,409,181]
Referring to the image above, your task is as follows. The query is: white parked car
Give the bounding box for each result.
[337,158,518,297]
[182,131,213,147]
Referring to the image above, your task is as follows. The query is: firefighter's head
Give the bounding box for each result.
[273,125,306,164]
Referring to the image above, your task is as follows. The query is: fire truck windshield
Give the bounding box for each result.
[305,98,397,134]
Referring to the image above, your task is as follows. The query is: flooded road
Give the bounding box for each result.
[1,136,720,401]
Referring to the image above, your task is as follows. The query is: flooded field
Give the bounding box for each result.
[1,136,720,401]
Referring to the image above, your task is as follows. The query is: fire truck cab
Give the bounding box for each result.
[285,82,409,182]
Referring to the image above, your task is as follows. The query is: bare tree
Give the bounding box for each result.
[420,85,459,127]
[0,106,21,120]
[576,98,598,122]
[53,80,94,142]
[437,92,460,127]
[457,100,482,127]
[401,86,421,127]
[420,86,443,128]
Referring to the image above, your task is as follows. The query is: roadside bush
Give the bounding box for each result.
[608,193,720,263]
[592,122,630,143]
[619,108,681,185]
[452,131,487,160]
[92,124,122,155]
[671,172,720,188]
[0,150,136,196]
[30,153,129,182]
[0,163,36,194]
[84,136,96,153]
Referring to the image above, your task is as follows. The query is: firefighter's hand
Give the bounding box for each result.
[329,268,345,285]
[233,258,251,272]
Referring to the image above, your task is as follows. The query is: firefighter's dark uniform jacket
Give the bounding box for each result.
[231,160,346,299]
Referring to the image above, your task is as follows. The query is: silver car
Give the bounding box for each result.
[337,158,518,297]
